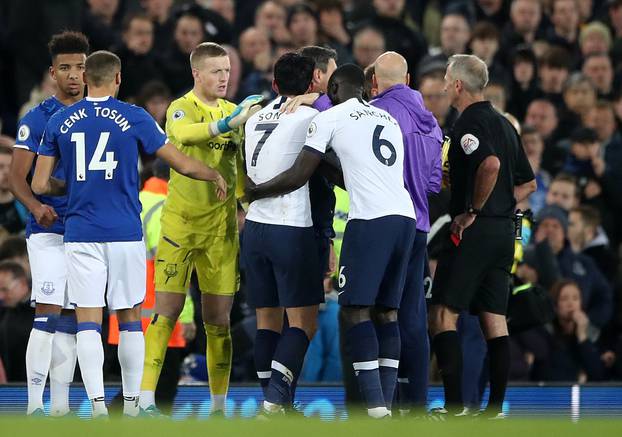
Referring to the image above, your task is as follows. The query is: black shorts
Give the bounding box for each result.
[338,215,417,309]
[430,218,514,315]
[242,220,324,309]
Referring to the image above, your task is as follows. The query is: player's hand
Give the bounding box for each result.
[181,321,197,343]
[244,176,257,203]
[280,93,320,114]
[212,95,264,136]
[450,212,476,240]
[211,171,227,201]
[33,204,58,228]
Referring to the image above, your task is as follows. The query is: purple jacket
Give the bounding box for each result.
[372,84,443,232]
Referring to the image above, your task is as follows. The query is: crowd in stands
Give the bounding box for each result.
[1,0,622,385]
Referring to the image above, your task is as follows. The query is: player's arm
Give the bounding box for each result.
[31,155,66,196]
[156,143,227,200]
[9,149,58,227]
[513,133,537,203]
[246,147,322,201]
[169,95,263,144]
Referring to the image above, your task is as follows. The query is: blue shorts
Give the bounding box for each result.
[337,215,417,309]
[242,220,324,309]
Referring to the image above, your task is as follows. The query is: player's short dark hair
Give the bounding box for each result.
[298,46,337,73]
[190,42,228,69]
[363,64,375,100]
[122,12,152,33]
[85,50,121,87]
[330,64,365,89]
[48,31,90,62]
[0,236,27,262]
[274,53,315,95]
[0,260,27,281]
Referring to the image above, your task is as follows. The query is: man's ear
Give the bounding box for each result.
[272,78,279,95]
[372,73,378,89]
[116,71,121,85]
[405,72,410,86]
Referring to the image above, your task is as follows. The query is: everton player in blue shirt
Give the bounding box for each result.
[32,50,227,418]
[9,31,89,417]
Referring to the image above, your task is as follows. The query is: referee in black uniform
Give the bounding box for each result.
[429,55,536,418]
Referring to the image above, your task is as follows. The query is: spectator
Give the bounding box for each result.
[135,80,171,129]
[537,46,571,107]
[558,73,597,138]
[474,0,509,28]
[200,0,235,25]
[0,261,33,382]
[437,12,472,59]
[238,27,272,80]
[159,12,205,97]
[418,72,457,135]
[359,0,428,77]
[608,0,622,69]
[507,46,539,119]
[545,173,580,211]
[316,0,352,48]
[142,0,176,53]
[524,99,565,174]
[18,71,57,119]
[484,80,508,112]
[352,26,385,69]
[286,3,320,48]
[534,205,612,327]
[521,125,551,214]
[500,0,543,64]
[547,0,581,66]
[176,2,234,44]
[581,53,614,99]
[469,21,509,87]
[518,279,606,382]
[0,148,26,234]
[255,0,291,45]
[579,21,613,58]
[82,0,125,51]
[568,206,618,282]
[116,13,162,101]
[561,127,604,193]
[0,236,30,276]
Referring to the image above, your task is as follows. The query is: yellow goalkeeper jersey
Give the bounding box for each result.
[163,91,245,236]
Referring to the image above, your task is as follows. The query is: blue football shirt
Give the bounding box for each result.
[14,96,67,237]
[38,96,167,242]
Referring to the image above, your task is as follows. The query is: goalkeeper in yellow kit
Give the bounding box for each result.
[139,42,262,415]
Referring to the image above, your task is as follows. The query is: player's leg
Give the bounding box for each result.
[50,308,78,417]
[66,242,108,418]
[255,308,283,397]
[141,232,194,411]
[397,230,430,415]
[24,234,69,415]
[106,241,148,417]
[457,313,487,411]
[196,234,239,414]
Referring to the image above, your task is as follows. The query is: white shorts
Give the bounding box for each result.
[27,233,71,309]
[65,241,146,310]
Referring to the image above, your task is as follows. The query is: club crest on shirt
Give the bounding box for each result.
[307,122,317,137]
[164,263,178,278]
[18,125,30,142]
[172,110,185,121]
[460,133,479,155]
[41,281,55,296]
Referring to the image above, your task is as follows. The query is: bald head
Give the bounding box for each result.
[374,51,408,91]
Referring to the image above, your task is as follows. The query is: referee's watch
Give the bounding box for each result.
[467,205,481,216]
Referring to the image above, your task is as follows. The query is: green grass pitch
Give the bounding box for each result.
[0,416,620,437]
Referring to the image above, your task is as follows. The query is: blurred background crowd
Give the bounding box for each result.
[1,0,622,389]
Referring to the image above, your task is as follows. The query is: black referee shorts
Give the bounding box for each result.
[430,217,514,315]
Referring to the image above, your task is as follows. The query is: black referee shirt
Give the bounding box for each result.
[448,101,534,218]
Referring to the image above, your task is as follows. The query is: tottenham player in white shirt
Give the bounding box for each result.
[246,64,417,418]
[243,53,324,416]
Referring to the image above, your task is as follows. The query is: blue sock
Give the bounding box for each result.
[265,327,309,406]
[56,314,77,335]
[33,314,60,333]
[377,321,400,409]
[346,320,385,410]
[254,329,281,398]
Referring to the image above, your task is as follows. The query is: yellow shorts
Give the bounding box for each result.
[154,226,240,295]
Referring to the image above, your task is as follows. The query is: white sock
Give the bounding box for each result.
[118,330,144,415]
[91,397,108,418]
[76,329,105,400]
[26,328,54,414]
[49,332,77,416]
[123,396,139,417]
[212,394,226,412]
[139,390,155,409]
